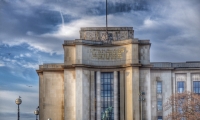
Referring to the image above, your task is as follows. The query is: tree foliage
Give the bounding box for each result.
[164,91,200,120]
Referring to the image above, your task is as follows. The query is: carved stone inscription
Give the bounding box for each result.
[90,48,125,60]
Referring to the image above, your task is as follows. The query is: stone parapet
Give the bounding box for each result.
[38,63,64,71]
[63,39,150,46]
[151,62,200,69]
[80,27,133,31]
[80,27,134,41]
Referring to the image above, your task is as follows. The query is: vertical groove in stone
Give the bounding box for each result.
[114,71,118,120]
[97,71,101,120]
[120,71,125,120]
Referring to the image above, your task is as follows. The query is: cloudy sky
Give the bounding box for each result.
[0,0,200,119]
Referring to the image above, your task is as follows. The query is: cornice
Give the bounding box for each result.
[63,39,151,47]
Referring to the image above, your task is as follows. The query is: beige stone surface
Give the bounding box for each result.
[64,69,76,120]
[74,44,139,66]
[64,46,76,65]
[41,71,64,120]
[75,68,90,120]
[125,67,140,120]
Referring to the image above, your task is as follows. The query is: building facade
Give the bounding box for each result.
[36,27,200,120]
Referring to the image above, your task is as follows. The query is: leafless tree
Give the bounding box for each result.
[164,91,200,120]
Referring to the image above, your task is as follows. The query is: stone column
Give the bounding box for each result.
[114,71,118,120]
[96,71,101,120]
[125,67,140,120]
[90,71,95,120]
[172,73,176,94]
[120,71,125,120]
[187,73,191,91]
[146,68,151,120]
[64,69,76,120]
[75,68,90,120]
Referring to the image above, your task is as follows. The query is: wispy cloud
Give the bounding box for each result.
[0,0,200,119]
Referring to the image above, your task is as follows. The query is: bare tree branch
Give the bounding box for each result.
[164,91,200,120]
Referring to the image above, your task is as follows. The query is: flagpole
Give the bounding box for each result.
[106,0,108,41]
[106,0,107,28]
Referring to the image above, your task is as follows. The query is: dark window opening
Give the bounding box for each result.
[177,81,184,93]
[101,72,114,120]
[193,81,200,94]
[157,81,162,93]
[157,116,162,120]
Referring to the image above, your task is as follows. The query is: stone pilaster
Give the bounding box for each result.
[120,71,125,120]
[125,67,140,120]
[90,71,95,120]
[75,68,90,120]
[64,69,76,120]
[187,73,191,91]
[140,68,151,120]
[96,71,101,120]
[114,71,118,120]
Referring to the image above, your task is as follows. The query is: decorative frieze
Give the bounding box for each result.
[152,62,200,68]
[42,64,63,69]
[192,74,200,81]
[175,74,187,81]
[90,48,125,60]
[80,27,134,41]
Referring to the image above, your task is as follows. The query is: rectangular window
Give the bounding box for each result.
[158,116,162,120]
[101,72,114,120]
[193,81,200,94]
[177,81,184,93]
[157,81,162,93]
[157,100,162,111]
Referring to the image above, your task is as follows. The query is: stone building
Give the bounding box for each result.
[36,27,200,120]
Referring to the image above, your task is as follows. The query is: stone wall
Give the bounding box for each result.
[150,70,172,119]
[64,69,76,120]
[72,44,140,66]
[41,71,64,120]
[64,46,76,65]
[139,45,150,64]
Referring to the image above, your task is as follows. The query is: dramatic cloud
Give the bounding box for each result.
[0,0,200,119]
